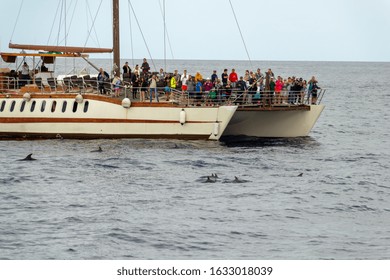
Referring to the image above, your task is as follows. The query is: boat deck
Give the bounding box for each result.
[1,75,325,112]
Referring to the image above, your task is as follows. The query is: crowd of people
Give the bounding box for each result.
[98,58,322,105]
[9,58,321,105]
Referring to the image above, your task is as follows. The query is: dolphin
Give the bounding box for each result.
[19,153,37,161]
[205,176,216,183]
[230,176,250,183]
[297,173,303,177]
[90,146,103,153]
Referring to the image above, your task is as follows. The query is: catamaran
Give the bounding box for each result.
[0,0,325,140]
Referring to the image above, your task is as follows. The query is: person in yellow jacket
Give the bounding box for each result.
[194,71,203,82]
[170,75,177,89]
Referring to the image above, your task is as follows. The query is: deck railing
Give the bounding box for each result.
[1,75,326,107]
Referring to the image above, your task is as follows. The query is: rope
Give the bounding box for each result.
[128,0,157,72]
[10,0,24,42]
[228,0,253,68]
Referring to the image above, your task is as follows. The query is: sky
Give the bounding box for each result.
[0,0,390,62]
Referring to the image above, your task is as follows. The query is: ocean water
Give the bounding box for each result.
[0,60,389,260]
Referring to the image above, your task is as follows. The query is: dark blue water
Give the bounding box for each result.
[0,61,389,259]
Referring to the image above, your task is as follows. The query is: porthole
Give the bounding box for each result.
[83,101,89,113]
[41,100,46,112]
[30,100,36,112]
[51,101,57,113]
[0,100,5,112]
[62,101,67,113]
[20,100,26,112]
[10,101,16,112]
[72,101,78,113]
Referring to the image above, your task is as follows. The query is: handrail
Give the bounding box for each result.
[317,89,326,105]
[0,76,20,90]
[1,74,327,107]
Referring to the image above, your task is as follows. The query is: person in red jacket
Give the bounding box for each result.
[275,76,284,104]
[229,68,238,87]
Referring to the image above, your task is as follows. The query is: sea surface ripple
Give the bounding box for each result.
[0,61,389,259]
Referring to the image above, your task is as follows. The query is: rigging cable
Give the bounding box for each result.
[64,0,67,46]
[56,0,64,46]
[128,0,157,72]
[46,1,62,73]
[127,1,135,67]
[158,0,175,60]
[85,0,101,47]
[228,0,253,68]
[163,0,166,71]
[46,1,62,45]
[83,0,104,48]
[65,0,78,45]
[10,0,24,43]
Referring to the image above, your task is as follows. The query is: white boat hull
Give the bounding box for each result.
[223,105,325,138]
[0,95,237,140]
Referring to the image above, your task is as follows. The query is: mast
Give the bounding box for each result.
[113,0,120,76]
[163,0,166,72]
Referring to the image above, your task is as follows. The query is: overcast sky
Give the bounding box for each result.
[1,0,389,62]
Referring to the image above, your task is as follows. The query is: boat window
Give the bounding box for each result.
[51,101,57,113]
[10,101,16,112]
[83,101,89,113]
[62,101,67,113]
[30,100,36,112]
[0,100,5,112]
[72,101,78,113]
[20,100,26,112]
[41,100,46,112]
